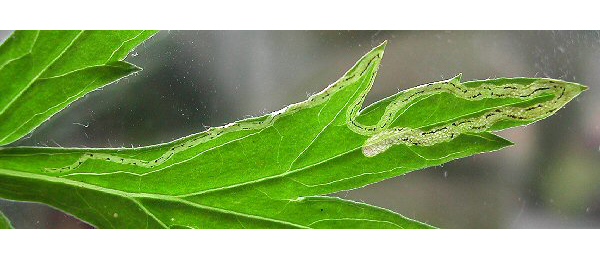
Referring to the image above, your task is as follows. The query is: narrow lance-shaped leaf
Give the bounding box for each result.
[0,42,586,228]
[0,30,157,145]
[0,210,12,229]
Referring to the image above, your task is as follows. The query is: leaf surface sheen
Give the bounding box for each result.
[0,40,586,228]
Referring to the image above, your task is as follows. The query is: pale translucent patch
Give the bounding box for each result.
[355,77,584,157]
[44,43,584,174]
[46,46,386,174]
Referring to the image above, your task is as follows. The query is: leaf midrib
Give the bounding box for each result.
[0,167,308,229]
[176,96,528,197]
[0,93,522,200]
[0,30,84,117]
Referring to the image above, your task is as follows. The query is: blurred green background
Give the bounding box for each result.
[0,31,598,228]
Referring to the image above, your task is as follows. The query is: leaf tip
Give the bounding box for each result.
[557,80,588,99]
[375,40,387,53]
[451,73,463,83]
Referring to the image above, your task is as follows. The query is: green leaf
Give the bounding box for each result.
[0,210,12,229]
[0,42,585,228]
[0,30,157,146]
